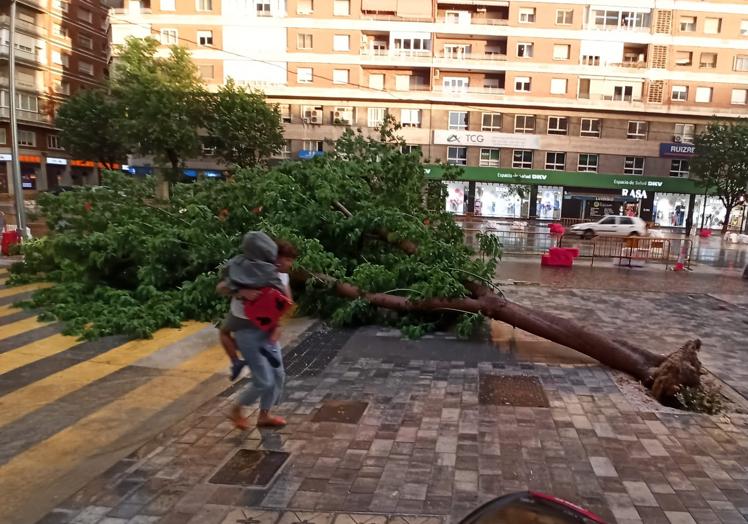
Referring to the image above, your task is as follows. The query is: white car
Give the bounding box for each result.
[570,216,648,239]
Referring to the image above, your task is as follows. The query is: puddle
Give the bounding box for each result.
[490,321,598,365]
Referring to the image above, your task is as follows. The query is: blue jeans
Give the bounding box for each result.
[234,329,285,410]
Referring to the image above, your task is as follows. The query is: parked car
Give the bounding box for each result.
[569,216,648,239]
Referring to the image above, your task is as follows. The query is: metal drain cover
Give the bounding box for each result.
[209,449,289,487]
[312,400,368,423]
[479,375,549,407]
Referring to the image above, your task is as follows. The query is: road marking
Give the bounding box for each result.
[0,304,23,318]
[0,282,51,298]
[0,344,225,523]
[0,316,56,342]
[0,322,209,428]
[0,333,80,375]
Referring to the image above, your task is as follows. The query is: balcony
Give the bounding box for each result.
[0,43,42,65]
[0,15,43,37]
[0,107,52,123]
[360,48,433,65]
[433,85,506,96]
[18,0,45,10]
[439,51,507,62]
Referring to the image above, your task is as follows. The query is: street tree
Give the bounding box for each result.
[55,89,129,170]
[111,37,206,195]
[204,79,285,169]
[10,119,705,405]
[691,120,748,234]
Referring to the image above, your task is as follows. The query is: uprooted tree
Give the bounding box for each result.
[9,118,704,403]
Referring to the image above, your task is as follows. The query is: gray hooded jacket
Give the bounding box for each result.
[222,231,285,294]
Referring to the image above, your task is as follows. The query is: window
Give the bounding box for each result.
[695,87,712,103]
[731,89,748,105]
[578,154,598,172]
[700,53,717,68]
[303,140,324,152]
[52,24,67,37]
[400,109,420,128]
[556,9,573,25]
[198,64,214,79]
[54,80,70,94]
[298,0,313,14]
[550,78,567,95]
[514,76,531,92]
[553,45,570,60]
[368,108,385,128]
[401,145,421,156]
[447,147,467,165]
[52,51,69,67]
[280,104,291,123]
[395,74,410,91]
[161,0,176,10]
[624,157,645,175]
[369,73,384,90]
[734,55,748,72]
[448,111,468,130]
[297,33,312,49]
[196,0,213,11]
[580,118,600,137]
[680,16,696,32]
[273,140,291,159]
[332,69,349,84]
[481,113,501,131]
[674,124,695,143]
[333,0,350,16]
[48,135,62,149]
[53,0,69,12]
[675,51,692,66]
[78,8,92,22]
[479,148,500,167]
[517,42,533,58]
[0,128,5,144]
[256,1,271,16]
[514,115,535,133]
[512,150,533,169]
[18,130,35,147]
[519,7,536,23]
[16,93,38,112]
[78,61,94,75]
[742,20,748,36]
[545,152,566,171]
[670,159,689,178]
[297,67,313,83]
[627,121,648,139]
[160,28,178,45]
[547,117,568,135]
[704,18,721,34]
[197,30,213,46]
[333,34,350,51]
[80,33,94,49]
[671,85,688,101]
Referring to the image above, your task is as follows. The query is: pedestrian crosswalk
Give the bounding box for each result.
[0,270,229,524]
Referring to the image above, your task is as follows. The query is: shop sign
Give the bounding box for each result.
[0,154,11,161]
[622,188,647,199]
[659,143,696,158]
[46,157,68,165]
[433,130,540,149]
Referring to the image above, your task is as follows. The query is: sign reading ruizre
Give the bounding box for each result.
[659,143,696,157]
[433,130,540,149]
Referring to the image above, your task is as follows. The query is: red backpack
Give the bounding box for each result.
[242,287,294,333]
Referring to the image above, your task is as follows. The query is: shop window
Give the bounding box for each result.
[517,43,533,58]
[734,55,748,72]
[446,182,468,214]
[731,89,748,105]
[695,87,712,103]
[578,154,598,172]
[160,28,178,45]
[197,30,213,46]
[400,108,420,128]
[553,45,570,60]
[333,0,350,16]
[624,156,645,175]
[673,124,695,143]
[333,69,349,84]
[679,16,696,32]
[479,148,500,167]
[671,85,688,101]
[627,121,648,140]
[333,34,350,51]
[700,53,717,68]
[196,0,213,11]
[536,186,562,220]
[547,117,568,135]
[654,193,689,227]
[556,9,573,25]
[512,150,533,169]
[580,118,600,137]
[48,135,62,149]
[297,67,313,83]
[550,79,567,95]
[514,115,535,134]
[704,17,721,34]
[519,7,536,23]
[449,111,468,130]
[18,129,35,146]
[447,146,467,165]
[670,159,690,178]
[514,77,531,92]
[368,108,385,128]
[476,183,529,218]
[161,0,176,10]
[481,113,501,131]
[545,152,565,171]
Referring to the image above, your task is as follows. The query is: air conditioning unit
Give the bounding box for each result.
[673,135,682,143]
[303,109,322,124]
[333,108,353,124]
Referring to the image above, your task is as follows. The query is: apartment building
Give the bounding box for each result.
[0,0,110,198]
[110,0,748,230]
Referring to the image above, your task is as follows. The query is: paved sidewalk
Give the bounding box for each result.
[40,326,748,524]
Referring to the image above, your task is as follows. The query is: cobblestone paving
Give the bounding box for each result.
[43,328,748,524]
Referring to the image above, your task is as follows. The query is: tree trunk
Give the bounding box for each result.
[331,280,703,402]
[721,205,734,235]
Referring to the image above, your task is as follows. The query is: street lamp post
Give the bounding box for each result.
[8,0,27,239]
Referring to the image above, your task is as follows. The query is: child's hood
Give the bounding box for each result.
[241,231,278,263]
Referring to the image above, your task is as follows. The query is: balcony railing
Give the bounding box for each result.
[585,23,651,32]
[433,85,506,96]
[440,51,507,62]
[0,15,44,37]
[579,93,643,103]
[0,43,42,64]
[439,17,508,26]
[0,107,52,123]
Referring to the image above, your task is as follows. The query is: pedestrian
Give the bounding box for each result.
[216,231,293,429]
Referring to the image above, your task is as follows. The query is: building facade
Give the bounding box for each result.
[109,0,748,229]
[0,0,110,199]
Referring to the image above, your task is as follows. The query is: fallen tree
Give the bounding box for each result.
[10,118,703,402]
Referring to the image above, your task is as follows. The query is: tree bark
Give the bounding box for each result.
[722,205,734,235]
